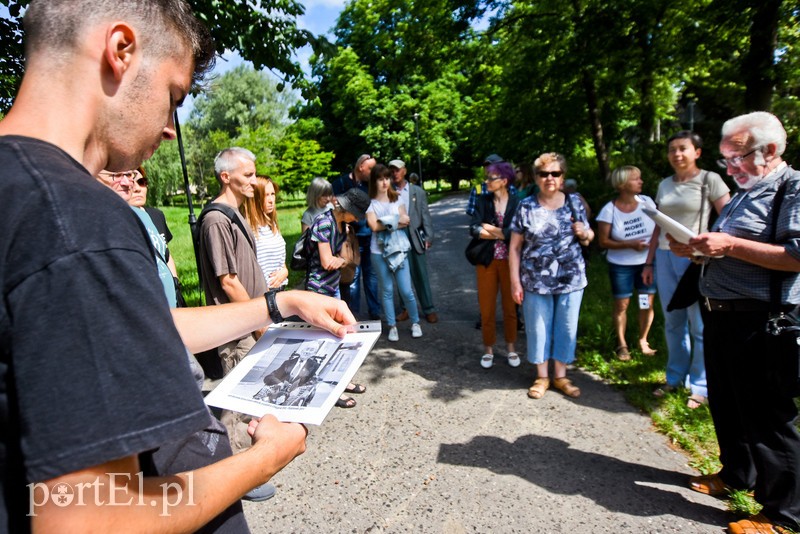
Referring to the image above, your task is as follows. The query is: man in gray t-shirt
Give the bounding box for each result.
[198,147,268,454]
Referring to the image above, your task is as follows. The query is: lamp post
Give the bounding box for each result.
[413,112,423,185]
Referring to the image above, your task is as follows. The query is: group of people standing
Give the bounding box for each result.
[470,129,730,412]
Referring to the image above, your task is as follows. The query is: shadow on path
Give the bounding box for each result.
[438,433,730,525]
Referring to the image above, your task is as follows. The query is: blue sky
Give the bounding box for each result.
[177,0,345,121]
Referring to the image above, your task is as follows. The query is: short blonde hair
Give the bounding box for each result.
[609,165,640,191]
[534,152,567,175]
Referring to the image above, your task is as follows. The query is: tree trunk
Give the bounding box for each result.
[743,0,781,111]
[581,68,610,180]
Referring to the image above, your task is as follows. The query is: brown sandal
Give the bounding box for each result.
[728,513,791,534]
[615,345,631,361]
[527,378,550,399]
[552,377,581,398]
[689,473,732,496]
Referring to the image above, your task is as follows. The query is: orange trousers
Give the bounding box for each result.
[476,258,517,348]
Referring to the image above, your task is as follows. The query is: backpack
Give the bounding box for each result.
[290,228,312,271]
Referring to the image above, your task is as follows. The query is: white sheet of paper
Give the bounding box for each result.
[639,205,697,245]
[204,321,381,425]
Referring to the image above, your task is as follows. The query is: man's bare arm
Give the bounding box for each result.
[31,415,306,533]
[171,290,357,353]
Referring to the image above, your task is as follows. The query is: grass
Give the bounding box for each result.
[163,189,737,512]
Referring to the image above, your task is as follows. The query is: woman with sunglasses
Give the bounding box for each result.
[642,131,730,409]
[509,152,593,400]
[471,161,521,369]
[243,176,289,290]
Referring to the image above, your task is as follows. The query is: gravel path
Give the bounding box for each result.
[244,193,729,533]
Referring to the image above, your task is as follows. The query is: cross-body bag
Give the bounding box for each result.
[667,171,709,311]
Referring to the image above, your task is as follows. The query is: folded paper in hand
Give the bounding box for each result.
[639,205,697,245]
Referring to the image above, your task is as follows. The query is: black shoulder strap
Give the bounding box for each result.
[769,178,791,312]
[198,203,255,250]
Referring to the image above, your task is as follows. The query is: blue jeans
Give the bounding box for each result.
[522,290,583,365]
[348,235,380,316]
[655,249,707,397]
[371,253,419,326]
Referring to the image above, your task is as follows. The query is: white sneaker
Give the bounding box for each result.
[388,326,399,342]
[480,353,494,369]
[507,352,521,368]
[411,323,423,338]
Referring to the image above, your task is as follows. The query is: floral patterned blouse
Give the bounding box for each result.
[510,194,588,295]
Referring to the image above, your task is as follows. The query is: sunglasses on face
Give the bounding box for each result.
[485,175,505,182]
[537,171,564,178]
[135,177,148,187]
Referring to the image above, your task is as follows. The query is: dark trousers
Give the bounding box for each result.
[702,307,800,528]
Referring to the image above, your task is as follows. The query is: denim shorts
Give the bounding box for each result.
[607,262,656,299]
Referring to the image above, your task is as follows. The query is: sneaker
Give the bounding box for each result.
[411,323,423,338]
[388,326,399,342]
[243,482,276,502]
[480,353,493,369]
[507,352,521,368]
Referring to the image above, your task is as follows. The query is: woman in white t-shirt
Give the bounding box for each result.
[597,166,657,361]
[643,131,730,409]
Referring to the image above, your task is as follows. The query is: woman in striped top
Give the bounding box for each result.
[244,176,288,290]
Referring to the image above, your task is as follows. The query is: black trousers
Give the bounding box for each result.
[702,307,800,529]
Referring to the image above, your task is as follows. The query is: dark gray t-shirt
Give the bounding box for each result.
[0,136,211,532]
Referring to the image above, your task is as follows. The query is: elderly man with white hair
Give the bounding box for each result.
[670,112,800,534]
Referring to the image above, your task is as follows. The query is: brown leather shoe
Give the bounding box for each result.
[425,313,438,323]
[396,310,409,322]
[728,514,790,534]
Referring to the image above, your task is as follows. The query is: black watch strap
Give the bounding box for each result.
[265,290,283,324]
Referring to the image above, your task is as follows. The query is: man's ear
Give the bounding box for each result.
[103,23,138,81]
[219,171,230,184]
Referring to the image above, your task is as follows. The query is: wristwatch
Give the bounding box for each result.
[265,289,283,324]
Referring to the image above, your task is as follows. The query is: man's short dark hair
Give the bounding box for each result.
[667,130,703,150]
[24,0,216,86]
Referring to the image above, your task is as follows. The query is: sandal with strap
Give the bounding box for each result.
[653,384,677,398]
[689,473,734,497]
[345,383,367,394]
[552,377,581,398]
[527,378,550,399]
[728,513,791,534]
[615,345,631,361]
[687,393,707,409]
[335,395,357,408]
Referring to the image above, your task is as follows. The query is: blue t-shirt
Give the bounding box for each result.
[132,206,176,307]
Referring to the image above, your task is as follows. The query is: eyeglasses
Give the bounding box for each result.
[98,171,137,183]
[135,177,148,187]
[717,147,760,169]
[537,171,564,178]
[485,175,505,182]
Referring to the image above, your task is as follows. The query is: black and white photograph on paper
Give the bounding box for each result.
[204,321,381,425]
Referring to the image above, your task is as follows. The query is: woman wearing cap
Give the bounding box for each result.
[510,152,593,400]
[366,164,423,342]
[306,188,369,298]
[307,187,371,408]
[471,161,520,369]
[243,176,288,290]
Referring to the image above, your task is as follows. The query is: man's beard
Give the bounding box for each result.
[735,173,763,190]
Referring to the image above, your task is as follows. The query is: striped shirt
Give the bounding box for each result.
[307,211,344,296]
[255,224,287,289]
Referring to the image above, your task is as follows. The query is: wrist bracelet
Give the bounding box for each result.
[265,290,283,324]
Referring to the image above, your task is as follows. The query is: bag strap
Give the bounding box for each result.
[199,202,255,251]
[698,170,708,234]
[769,177,791,313]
